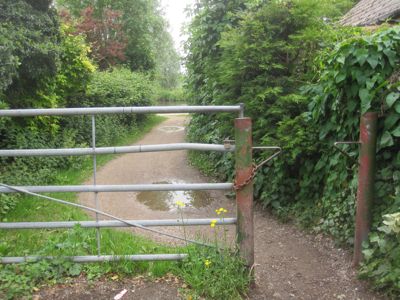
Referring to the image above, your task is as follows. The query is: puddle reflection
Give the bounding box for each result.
[136,180,213,211]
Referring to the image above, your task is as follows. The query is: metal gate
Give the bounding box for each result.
[0,105,280,267]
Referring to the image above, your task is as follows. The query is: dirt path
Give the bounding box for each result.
[75,115,381,300]
[79,115,236,244]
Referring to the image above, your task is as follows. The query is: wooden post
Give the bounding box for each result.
[353,112,378,266]
[235,117,254,267]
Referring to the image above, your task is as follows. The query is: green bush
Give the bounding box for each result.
[360,213,400,296]
[87,68,152,107]
[152,87,187,103]
[63,68,153,146]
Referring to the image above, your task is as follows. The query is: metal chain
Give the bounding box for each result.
[233,163,257,191]
[232,145,282,191]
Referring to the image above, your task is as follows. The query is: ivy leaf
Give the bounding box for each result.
[355,48,369,65]
[391,126,400,137]
[365,77,377,90]
[337,55,346,64]
[379,131,394,148]
[386,92,400,108]
[384,113,400,130]
[362,249,374,260]
[395,102,400,114]
[359,88,372,113]
[367,54,379,69]
[383,49,397,66]
[335,72,346,83]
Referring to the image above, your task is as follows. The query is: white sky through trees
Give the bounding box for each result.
[161,0,195,55]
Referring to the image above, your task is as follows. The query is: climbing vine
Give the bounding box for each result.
[305,26,400,240]
[308,26,400,295]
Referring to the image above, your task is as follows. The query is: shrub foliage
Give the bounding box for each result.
[0,1,153,218]
[185,0,399,293]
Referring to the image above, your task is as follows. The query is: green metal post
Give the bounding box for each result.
[353,112,378,266]
[235,117,254,267]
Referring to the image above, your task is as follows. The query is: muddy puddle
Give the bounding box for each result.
[136,180,213,211]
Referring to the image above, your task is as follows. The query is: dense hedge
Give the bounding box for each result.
[0,67,153,217]
[185,0,399,294]
[64,68,152,146]
[152,87,187,103]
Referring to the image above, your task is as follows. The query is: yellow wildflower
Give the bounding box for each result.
[215,207,228,215]
[210,219,217,228]
[176,201,185,208]
[204,259,211,267]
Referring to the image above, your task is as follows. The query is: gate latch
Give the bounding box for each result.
[333,141,360,165]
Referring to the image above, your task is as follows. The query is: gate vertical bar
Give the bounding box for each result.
[234,117,254,267]
[91,115,101,256]
[353,112,378,266]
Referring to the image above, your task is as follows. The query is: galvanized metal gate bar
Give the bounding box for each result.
[0,105,242,117]
[0,183,233,193]
[0,218,237,229]
[91,115,101,256]
[0,105,246,264]
[2,254,188,264]
[0,143,234,157]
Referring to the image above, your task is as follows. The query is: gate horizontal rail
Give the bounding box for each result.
[0,218,237,229]
[0,105,243,117]
[2,254,188,264]
[0,183,233,193]
[0,143,234,157]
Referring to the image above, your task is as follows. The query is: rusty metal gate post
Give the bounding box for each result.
[353,112,378,266]
[234,117,254,267]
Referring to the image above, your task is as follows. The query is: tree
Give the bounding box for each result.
[154,33,181,89]
[58,0,165,71]
[185,0,356,216]
[75,6,127,69]
[57,0,182,88]
[0,0,60,108]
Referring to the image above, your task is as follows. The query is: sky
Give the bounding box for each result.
[160,0,196,55]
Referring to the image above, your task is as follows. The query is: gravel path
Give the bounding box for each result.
[68,115,382,299]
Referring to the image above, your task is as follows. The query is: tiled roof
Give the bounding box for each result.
[341,0,400,26]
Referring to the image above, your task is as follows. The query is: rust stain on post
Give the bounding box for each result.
[235,118,254,267]
[353,112,378,267]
